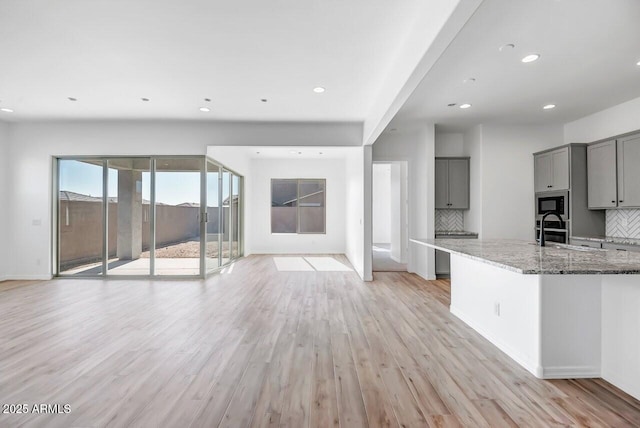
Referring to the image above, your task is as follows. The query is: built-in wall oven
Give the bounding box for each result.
[535,191,569,244]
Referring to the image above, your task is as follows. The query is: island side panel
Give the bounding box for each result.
[602,275,640,401]
[539,275,601,378]
[449,254,543,377]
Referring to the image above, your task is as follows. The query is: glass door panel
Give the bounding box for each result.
[58,159,105,276]
[106,158,151,276]
[206,162,221,272]
[154,158,202,276]
[221,170,231,265]
[231,174,240,259]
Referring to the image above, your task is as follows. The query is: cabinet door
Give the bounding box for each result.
[435,159,449,209]
[447,158,469,209]
[534,153,552,192]
[587,140,617,209]
[602,242,640,253]
[617,134,640,208]
[551,147,569,190]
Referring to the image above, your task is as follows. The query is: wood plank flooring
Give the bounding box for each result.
[1,254,639,427]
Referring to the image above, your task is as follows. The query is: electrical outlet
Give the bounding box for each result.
[494,302,501,317]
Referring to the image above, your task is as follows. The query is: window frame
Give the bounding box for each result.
[270,178,326,235]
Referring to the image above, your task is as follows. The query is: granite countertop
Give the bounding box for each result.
[411,238,640,275]
[572,235,640,247]
[435,230,479,237]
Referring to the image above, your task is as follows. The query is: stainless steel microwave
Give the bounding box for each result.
[535,191,569,220]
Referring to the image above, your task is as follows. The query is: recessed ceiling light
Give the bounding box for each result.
[256,151,260,154]
[390,128,397,132]
[298,152,302,155]
[543,104,556,110]
[68,97,77,101]
[459,103,472,109]
[447,103,457,107]
[141,98,150,102]
[199,107,211,112]
[204,98,211,102]
[636,60,640,66]
[522,54,540,63]
[0,107,14,113]
[499,43,515,52]
[319,152,323,155]
[463,78,476,84]
[261,99,268,103]
[313,87,325,93]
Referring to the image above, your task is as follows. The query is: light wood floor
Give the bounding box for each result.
[1,255,639,427]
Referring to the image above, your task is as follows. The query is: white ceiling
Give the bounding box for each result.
[229,146,355,160]
[0,0,457,124]
[387,0,640,133]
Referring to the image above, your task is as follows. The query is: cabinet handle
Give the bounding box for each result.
[619,200,624,203]
[612,200,616,203]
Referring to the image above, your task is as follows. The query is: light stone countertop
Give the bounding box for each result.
[411,238,640,275]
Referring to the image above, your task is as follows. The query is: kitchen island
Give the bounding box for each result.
[412,238,640,400]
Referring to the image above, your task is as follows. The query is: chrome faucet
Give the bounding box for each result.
[539,211,565,247]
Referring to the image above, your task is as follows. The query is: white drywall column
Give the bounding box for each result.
[363,145,373,281]
[0,121,9,280]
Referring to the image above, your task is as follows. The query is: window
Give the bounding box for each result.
[271,179,325,234]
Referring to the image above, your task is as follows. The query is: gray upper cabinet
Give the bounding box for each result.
[435,157,469,209]
[587,133,640,209]
[617,134,640,208]
[534,147,569,192]
[587,140,617,209]
[435,159,449,209]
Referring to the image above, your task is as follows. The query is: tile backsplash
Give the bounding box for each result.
[606,209,640,238]
[435,209,464,231]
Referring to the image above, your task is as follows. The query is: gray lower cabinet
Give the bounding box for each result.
[587,133,640,209]
[570,238,602,249]
[435,250,450,276]
[602,242,640,253]
[435,157,469,209]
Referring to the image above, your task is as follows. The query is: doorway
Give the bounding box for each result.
[372,162,408,272]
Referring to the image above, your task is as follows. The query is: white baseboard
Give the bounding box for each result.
[542,366,600,379]
[3,274,53,281]
[450,305,542,378]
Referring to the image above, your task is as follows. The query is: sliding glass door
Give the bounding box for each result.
[58,159,106,276]
[56,156,243,278]
[154,158,202,276]
[106,158,151,276]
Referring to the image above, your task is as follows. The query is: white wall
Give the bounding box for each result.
[373,124,435,279]
[463,125,482,236]
[0,121,9,280]
[4,120,361,279]
[435,131,464,156]
[248,158,347,255]
[564,95,640,143]
[372,164,391,243]
[462,124,563,240]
